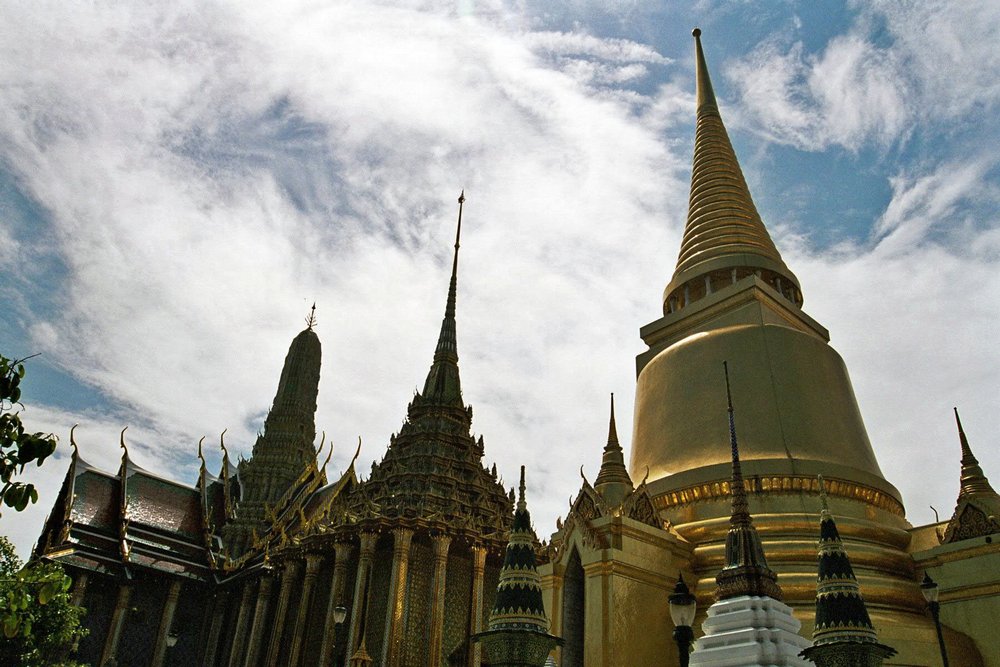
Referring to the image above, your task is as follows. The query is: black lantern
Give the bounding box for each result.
[920,573,949,667]
[668,575,697,667]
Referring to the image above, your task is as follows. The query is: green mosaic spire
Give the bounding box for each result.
[473,466,562,667]
[801,476,896,666]
[489,466,548,631]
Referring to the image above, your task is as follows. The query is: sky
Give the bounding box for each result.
[2,1,999,559]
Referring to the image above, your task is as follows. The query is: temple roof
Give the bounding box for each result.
[339,195,513,544]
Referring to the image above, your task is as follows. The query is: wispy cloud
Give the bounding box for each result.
[726,1,1000,152]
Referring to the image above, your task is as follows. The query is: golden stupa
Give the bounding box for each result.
[539,30,997,666]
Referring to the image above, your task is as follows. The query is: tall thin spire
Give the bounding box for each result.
[716,362,782,600]
[664,29,800,314]
[420,192,466,405]
[800,476,896,666]
[594,393,633,504]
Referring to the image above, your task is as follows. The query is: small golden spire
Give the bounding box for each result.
[594,392,633,502]
[953,408,997,496]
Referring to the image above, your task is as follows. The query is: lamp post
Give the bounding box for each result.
[331,605,347,666]
[920,573,949,667]
[668,575,697,667]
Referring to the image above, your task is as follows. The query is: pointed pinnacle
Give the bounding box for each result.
[306,302,318,330]
[724,362,751,526]
[954,407,978,466]
[518,465,527,511]
[817,474,830,516]
[446,192,464,322]
[606,392,620,450]
[953,407,997,497]
[692,28,717,111]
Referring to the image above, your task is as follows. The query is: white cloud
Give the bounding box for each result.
[726,1,1000,151]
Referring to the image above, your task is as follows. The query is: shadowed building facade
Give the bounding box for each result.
[32,28,1000,667]
[36,195,513,667]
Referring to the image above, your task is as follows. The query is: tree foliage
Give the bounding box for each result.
[0,535,87,666]
[1,354,58,516]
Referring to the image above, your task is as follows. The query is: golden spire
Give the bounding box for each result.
[942,408,1000,543]
[594,393,633,505]
[665,29,800,314]
[954,407,996,496]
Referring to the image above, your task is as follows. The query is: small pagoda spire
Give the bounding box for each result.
[800,476,896,666]
[420,192,466,406]
[954,407,996,496]
[664,29,800,314]
[715,362,782,600]
[473,465,562,666]
[594,393,634,506]
[943,409,1000,543]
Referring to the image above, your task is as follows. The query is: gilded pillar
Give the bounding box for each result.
[151,579,183,667]
[69,572,88,608]
[100,583,132,666]
[382,527,413,667]
[227,582,255,667]
[203,589,230,667]
[265,559,301,667]
[243,575,275,667]
[428,534,451,667]
[347,532,378,656]
[468,544,487,667]
[317,542,354,667]
[289,554,322,666]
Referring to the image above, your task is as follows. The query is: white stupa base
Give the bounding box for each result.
[689,595,811,667]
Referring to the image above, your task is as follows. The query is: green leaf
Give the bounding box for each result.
[3,613,19,638]
[4,485,23,508]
